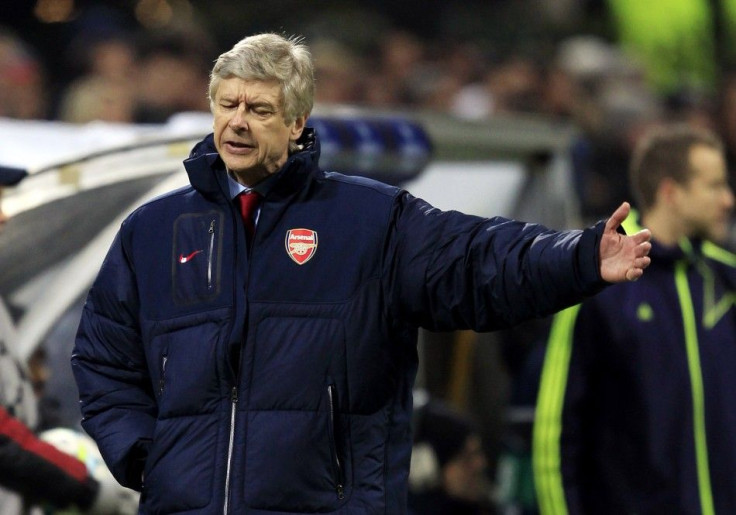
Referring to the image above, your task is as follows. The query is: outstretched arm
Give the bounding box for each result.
[599,202,652,283]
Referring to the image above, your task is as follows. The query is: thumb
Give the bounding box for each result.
[604,201,631,234]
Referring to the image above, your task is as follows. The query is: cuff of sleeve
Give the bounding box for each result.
[577,220,607,292]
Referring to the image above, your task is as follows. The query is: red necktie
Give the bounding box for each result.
[237,191,261,242]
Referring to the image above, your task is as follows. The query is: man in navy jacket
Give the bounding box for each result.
[533,124,736,514]
[72,33,651,514]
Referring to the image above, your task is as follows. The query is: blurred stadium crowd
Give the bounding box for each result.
[2,1,736,514]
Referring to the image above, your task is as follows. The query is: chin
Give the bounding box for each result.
[224,156,253,172]
[230,167,269,186]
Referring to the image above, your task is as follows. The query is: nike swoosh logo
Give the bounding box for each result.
[179,250,203,263]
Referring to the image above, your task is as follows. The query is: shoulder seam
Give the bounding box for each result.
[321,171,401,198]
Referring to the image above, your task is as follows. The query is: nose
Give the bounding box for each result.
[229,103,249,131]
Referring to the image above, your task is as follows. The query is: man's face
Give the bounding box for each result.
[212,77,305,186]
[675,144,734,242]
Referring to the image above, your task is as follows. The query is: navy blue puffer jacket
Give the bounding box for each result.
[72,130,607,514]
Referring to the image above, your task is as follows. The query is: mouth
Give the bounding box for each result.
[224,140,255,154]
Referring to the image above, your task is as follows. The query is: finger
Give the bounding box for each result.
[631,229,652,244]
[625,256,651,281]
[626,267,644,281]
[605,201,631,233]
[633,256,651,269]
[633,240,652,256]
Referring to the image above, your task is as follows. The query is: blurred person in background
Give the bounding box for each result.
[533,124,736,514]
[551,35,666,224]
[57,77,137,125]
[132,28,215,123]
[0,194,136,514]
[57,31,137,124]
[408,393,494,514]
[71,32,650,514]
[363,29,427,107]
[311,39,364,105]
[407,40,486,116]
[483,55,543,116]
[0,28,49,120]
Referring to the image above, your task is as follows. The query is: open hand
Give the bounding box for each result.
[599,202,652,282]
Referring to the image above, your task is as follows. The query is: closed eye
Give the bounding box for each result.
[251,104,276,116]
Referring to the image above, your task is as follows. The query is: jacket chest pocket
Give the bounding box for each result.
[172,211,224,305]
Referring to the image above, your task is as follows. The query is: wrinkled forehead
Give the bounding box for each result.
[215,77,284,104]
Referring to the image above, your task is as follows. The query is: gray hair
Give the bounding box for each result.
[208,33,314,124]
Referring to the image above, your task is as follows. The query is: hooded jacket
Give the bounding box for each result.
[533,215,736,515]
[73,129,608,514]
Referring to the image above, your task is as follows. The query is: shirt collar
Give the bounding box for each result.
[225,169,279,200]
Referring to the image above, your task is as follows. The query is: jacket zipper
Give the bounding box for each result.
[207,219,216,290]
[223,199,257,513]
[327,384,345,500]
[158,355,168,396]
[223,386,238,515]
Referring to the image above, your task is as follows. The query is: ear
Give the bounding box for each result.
[657,177,680,205]
[290,115,307,140]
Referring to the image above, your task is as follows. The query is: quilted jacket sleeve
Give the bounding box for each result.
[71,226,155,491]
[384,192,607,332]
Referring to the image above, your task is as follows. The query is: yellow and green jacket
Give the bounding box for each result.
[533,218,736,515]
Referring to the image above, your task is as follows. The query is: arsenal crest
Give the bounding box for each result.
[285,228,318,265]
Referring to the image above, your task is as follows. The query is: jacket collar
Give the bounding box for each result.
[183,128,321,202]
